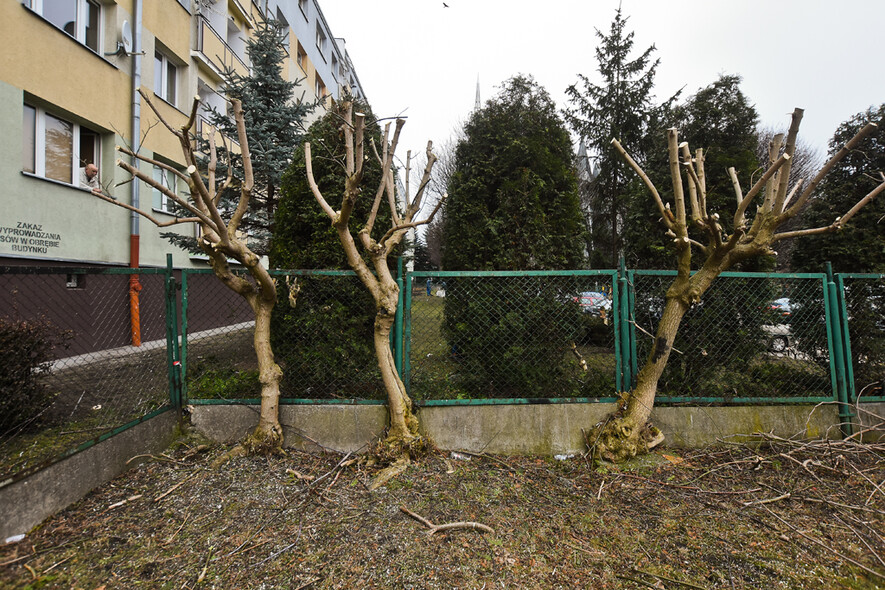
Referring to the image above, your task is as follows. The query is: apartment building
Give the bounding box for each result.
[0,0,365,271]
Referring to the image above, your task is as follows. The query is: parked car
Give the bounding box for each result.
[763,297,794,352]
[574,291,613,317]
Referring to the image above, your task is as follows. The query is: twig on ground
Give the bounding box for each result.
[759,504,885,581]
[163,514,190,546]
[155,473,201,502]
[633,568,709,589]
[399,506,495,536]
[743,492,791,507]
[616,472,761,495]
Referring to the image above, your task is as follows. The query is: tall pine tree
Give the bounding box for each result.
[207,18,315,253]
[564,7,675,268]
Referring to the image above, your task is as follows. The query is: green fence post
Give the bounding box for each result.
[627,269,638,388]
[835,273,856,404]
[180,269,189,406]
[164,254,182,409]
[825,262,853,437]
[617,257,631,390]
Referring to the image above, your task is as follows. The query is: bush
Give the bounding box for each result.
[0,318,70,433]
[442,277,585,398]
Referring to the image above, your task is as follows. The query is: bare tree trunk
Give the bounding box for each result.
[592,111,884,463]
[373,301,419,443]
[248,294,283,446]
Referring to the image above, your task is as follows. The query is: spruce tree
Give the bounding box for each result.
[207,18,315,252]
[564,7,675,268]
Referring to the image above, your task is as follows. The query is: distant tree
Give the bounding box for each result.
[791,104,885,273]
[202,18,315,252]
[441,75,587,397]
[444,75,585,271]
[564,7,676,268]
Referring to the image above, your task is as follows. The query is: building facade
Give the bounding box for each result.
[1,0,365,271]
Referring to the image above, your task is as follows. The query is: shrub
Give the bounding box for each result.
[0,318,70,433]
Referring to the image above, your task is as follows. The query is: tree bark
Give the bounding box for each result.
[248,294,283,447]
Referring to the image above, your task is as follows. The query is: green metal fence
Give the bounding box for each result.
[3,259,881,482]
[0,262,176,483]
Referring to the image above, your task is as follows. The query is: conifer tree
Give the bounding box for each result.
[205,18,315,252]
[564,7,675,268]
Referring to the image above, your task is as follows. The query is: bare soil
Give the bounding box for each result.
[1,436,883,589]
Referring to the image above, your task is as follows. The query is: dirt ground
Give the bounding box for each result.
[1,434,883,590]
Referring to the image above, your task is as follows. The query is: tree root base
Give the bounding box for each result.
[364,431,432,489]
[210,426,283,468]
[586,416,664,464]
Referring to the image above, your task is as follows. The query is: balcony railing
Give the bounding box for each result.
[194,15,249,79]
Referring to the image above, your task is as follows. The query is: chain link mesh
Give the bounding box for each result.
[183,270,385,402]
[407,273,617,400]
[842,275,885,401]
[632,272,831,399]
[0,269,171,480]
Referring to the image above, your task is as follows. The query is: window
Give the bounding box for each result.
[22,103,101,186]
[298,0,308,19]
[29,0,100,52]
[151,164,179,213]
[315,75,325,101]
[315,24,326,59]
[154,50,178,105]
[296,43,307,70]
[331,56,338,80]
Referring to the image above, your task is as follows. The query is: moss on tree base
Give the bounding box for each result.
[587,414,664,464]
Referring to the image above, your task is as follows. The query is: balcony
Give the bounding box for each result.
[193,15,249,80]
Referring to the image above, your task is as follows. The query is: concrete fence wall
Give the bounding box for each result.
[4,401,882,541]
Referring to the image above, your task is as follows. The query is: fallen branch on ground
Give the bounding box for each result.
[399,506,494,536]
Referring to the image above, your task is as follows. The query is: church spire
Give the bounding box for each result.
[474,75,481,111]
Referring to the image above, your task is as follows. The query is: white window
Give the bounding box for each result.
[22,103,101,186]
[315,24,326,59]
[154,49,178,106]
[28,0,100,52]
[315,75,325,101]
[298,0,308,19]
[296,43,306,70]
[151,164,179,213]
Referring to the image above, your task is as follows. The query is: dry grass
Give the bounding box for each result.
[1,436,883,589]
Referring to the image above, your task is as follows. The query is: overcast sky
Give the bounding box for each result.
[320,0,884,169]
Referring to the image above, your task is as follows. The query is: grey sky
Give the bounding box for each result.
[321,0,884,167]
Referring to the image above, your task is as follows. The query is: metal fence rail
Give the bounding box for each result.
[840,273,885,403]
[630,271,833,403]
[0,265,174,483]
[2,261,881,482]
[405,271,619,401]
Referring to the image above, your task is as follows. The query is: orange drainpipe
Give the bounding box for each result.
[129,0,143,347]
[129,234,142,346]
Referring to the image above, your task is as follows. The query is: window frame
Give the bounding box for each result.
[27,0,101,52]
[154,49,179,106]
[23,103,101,188]
[151,163,180,214]
[315,24,326,61]
[298,0,308,20]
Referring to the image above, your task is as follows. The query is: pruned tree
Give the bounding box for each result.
[304,103,442,479]
[93,89,290,451]
[591,108,885,462]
